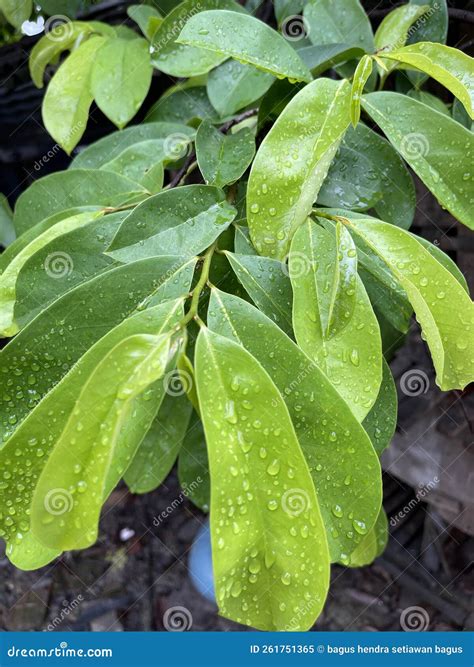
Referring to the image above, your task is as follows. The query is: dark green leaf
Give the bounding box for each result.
[362,359,397,456]
[146,87,218,125]
[196,122,255,188]
[207,60,274,118]
[303,0,374,53]
[177,412,210,512]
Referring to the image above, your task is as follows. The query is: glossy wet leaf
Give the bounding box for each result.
[196,122,255,188]
[29,21,93,88]
[13,169,145,235]
[225,252,293,336]
[208,289,382,562]
[342,124,415,229]
[408,0,447,45]
[195,327,329,631]
[101,141,165,188]
[91,36,153,129]
[303,0,374,53]
[349,507,388,567]
[127,4,162,39]
[31,332,175,551]
[382,43,474,119]
[0,210,104,337]
[374,4,429,55]
[108,186,236,263]
[248,78,351,259]
[362,92,474,230]
[350,55,373,127]
[317,145,382,212]
[177,412,210,512]
[362,359,397,457]
[13,212,127,331]
[0,194,15,248]
[0,299,183,568]
[290,221,382,421]
[207,60,274,118]
[177,10,312,83]
[0,257,194,444]
[70,122,195,170]
[234,225,256,256]
[0,0,31,28]
[274,0,304,24]
[407,89,450,116]
[146,87,218,124]
[42,35,107,154]
[151,0,246,77]
[452,98,474,132]
[125,385,192,494]
[344,216,474,390]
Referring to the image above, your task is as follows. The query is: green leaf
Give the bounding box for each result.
[0,193,15,247]
[125,390,192,493]
[344,216,474,390]
[196,122,255,188]
[234,225,256,256]
[195,327,329,631]
[42,35,107,154]
[0,298,183,568]
[225,252,293,336]
[303,0,374,53]
[452,98,474,131]
[70,122,195,170]
[207,59,274,118]
[0,257,194,444]
[342,123,416,229]
[349,507,388,567]
[146,87,218,125]
[407,89,450,116]
[91,37,153,129]
[374,4,429,55]
[248,78,351,259]
[0,0,31,28]
[13,212,126,331]
[362,359,397,456]
[362,92,474,230]
[107,185,236,263]
[382,43,474,120]
[31,332,174,551]
[415,235,469,293]
[29,21,92,88]
[177,10,312,83]
[290,220,382,421]
[151,0,246,77]
[208,289,382,562]
[0,210,104,337]
[177,412,210,512]
[317,145,382,212]
[127,4,162,39]
[350,55,373,127]
[101,141,165,188]
[408,0,447,44]
[13,169,145,235]
[274,0,304,25]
